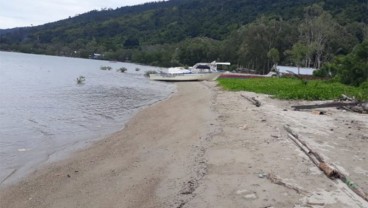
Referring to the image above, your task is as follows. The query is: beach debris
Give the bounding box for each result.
[243,193,258,200]
[284,125,368,202]
[241,94,261,107]
[76,76,85,85]
[257,170,267,178]
[236,189,258,200]
[345,103,368,114]
[292,101,359,111]
[258,173,267,178]
[267,173,308,194]
[292,94,368,114]
[312,110,326,115]
[340,94,355,101]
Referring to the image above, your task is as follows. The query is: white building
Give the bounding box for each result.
[273,65,316,76]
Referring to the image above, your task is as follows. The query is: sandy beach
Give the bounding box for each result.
[1,81,367,208]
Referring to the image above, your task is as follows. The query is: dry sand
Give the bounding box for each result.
[1,81,367,208]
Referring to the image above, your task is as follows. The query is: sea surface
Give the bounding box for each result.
[0,51,175,186]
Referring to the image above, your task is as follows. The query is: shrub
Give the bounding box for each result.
[117,67,128,73]
[322,41,368,86]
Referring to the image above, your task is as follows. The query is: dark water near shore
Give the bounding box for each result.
[0,51,175,186]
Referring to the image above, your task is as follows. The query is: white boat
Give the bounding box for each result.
[149,61,230,81]
[149,71,223,81]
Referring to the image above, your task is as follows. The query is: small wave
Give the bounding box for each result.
[28,119,39,124]
[96,113,115,120]
[28,119,48,128]
[39,129,54,136]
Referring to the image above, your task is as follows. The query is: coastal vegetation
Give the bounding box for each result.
[314,41,368,86]
[100,66,112,71]
[117,67,128,73]
[0,0,367,87]
[218,78,368,101]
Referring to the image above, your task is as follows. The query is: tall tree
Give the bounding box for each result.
[267,48,280,67]
[234,17,295,73]
[298,4,339,69]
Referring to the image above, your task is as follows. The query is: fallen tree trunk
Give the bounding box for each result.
[284,125,368,202]
[241,95,261,107]
[292,101,359,110]
[284,125,326,166]
[347,104,368,114]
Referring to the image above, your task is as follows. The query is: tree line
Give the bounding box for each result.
[0,0,367,86]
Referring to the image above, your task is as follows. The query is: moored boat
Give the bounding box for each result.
[149,61,230,81]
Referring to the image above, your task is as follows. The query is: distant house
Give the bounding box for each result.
[273,65,316,76]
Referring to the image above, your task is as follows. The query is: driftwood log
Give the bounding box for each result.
[241,95,261,107]
[292,93,368,114]
[284,126,325,167]
[347,104,368,114]
[284,125,368,202]
[292,101,359,110]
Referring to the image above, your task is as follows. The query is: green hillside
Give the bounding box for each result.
[1,0,367,76]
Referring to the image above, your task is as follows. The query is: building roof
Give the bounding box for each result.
[275,66,316,75]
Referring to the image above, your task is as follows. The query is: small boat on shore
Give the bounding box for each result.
[149,61,230,81]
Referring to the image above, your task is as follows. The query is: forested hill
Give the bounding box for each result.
[1,0,367,74]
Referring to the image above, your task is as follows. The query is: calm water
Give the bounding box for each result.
[0,51,175,186]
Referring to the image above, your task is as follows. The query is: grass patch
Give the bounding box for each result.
[218,78,368,100]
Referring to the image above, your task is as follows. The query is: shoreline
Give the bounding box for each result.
[0,51,176,189]
[1,81,367,207]
[0,83,176,188]
[0,81,216,207]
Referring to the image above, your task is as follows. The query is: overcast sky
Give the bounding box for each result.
[0,0,154,29]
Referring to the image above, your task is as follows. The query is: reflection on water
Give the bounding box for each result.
[0,52,175,186]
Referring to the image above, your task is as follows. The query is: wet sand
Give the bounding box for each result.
[1,81,367,208]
